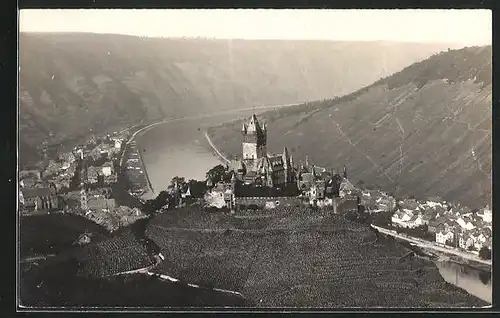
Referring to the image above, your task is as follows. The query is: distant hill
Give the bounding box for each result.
[19,32,459,166]
[208,46,492,208]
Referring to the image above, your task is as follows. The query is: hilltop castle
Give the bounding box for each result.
[231,114,295,188]
[205,114,358,211]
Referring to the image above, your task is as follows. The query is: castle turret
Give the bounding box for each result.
[242,114,267,160]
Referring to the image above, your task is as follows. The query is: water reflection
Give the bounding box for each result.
[435,260,492,304]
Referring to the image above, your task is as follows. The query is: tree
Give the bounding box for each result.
[478,246,491,260]
[143,190,172,215]
[187,179,207,198]
[168,176,187,192]
[206,164,230,184]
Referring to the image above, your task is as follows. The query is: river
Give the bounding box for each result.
[435,260,492,304]
[136,109,263,198]
[136,108,492,305]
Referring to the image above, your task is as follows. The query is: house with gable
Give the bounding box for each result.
[458,233,475,250]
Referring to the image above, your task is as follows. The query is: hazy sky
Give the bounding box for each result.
[20,9,491,46]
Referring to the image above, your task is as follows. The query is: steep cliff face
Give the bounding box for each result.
[19,32,456,165]
[209,46,492,208]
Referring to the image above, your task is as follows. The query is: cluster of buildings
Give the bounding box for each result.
[390,198,492,252]
[19,129,128,216]
[205,114,361,211]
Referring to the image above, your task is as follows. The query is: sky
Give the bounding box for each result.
[19,9,491,46]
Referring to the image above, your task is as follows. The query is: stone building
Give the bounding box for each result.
[20,186,58,212]
[231,114,295,189]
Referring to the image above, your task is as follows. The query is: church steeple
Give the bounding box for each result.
[343,165,348,179]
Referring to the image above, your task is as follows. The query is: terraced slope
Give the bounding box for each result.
[208,46,492,208]
[19,32,458,165]
[145,207,487,307]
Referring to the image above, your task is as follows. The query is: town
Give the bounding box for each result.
[19,124,149,232]
[19,114,492,262]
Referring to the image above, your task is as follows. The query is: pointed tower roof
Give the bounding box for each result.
[246,114,263,134]
[241,122,247,133]
[283,146,289,158]
[185,186,191,196]
[231,172,237,182]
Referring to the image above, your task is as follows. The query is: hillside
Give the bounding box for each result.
[19,32,458,165]
[208,46,492,209]
[145,207,487,307]
[19,214,110,259]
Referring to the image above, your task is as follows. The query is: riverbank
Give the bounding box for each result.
[371,224,492,267]
[204,131,230,164]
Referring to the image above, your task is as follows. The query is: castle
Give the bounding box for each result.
[205,114,359,211]
[231,114,295,188]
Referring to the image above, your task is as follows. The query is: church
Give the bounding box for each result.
[231,114,295,189]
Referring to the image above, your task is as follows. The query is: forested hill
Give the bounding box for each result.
[19,32,458,166]
[208,45,492,209]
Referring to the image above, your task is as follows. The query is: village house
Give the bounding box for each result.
[406,214,424,228]
[436,227,455,246]
[87,166,100,184]
[101,162,114,177]
[87,195,116,211]
[458,233,475,250]
[19,186,59,212]
[456,216,476,231]
[477,206,492,223]
[204,180,235,209]
[114,139,123,150]
[391,209,412,227]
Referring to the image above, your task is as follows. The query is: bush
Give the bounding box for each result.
[478,246,491,260]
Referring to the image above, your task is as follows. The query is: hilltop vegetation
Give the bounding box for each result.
[208,46,492,208]
[19,32,457,165]
[145,207,486,307]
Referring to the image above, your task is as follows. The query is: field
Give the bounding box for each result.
[19,214,110,259]
[145,206,487,307]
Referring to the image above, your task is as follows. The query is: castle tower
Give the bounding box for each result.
[242,114,267,160]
